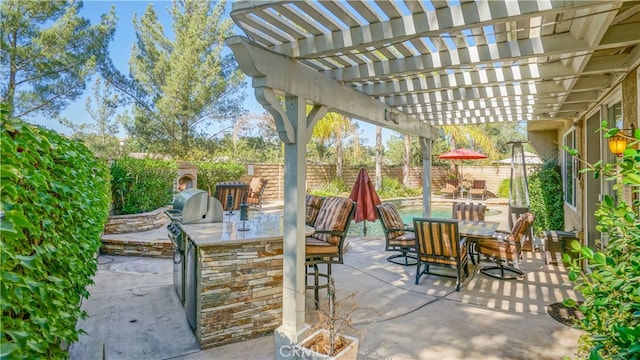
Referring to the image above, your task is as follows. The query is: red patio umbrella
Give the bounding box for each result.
[349,168,381,237]
[438,148,488,182]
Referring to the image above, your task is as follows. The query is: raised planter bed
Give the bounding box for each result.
[101,207,172,258]
[104,207,169,234]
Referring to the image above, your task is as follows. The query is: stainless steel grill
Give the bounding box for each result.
[166,189,206,223]
[165,188,222,306]
[165,188,223,250]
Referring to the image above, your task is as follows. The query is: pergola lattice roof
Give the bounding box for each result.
[230,0,640,128]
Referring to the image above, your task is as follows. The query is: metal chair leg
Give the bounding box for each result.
[313,264,320,309]
[480,264,525,280]
[386,251,417,266]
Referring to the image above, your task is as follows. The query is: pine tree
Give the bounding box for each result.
[124,0,245,156]
[1,0,116,119]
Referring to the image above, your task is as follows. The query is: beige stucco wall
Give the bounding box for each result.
[528,129,561,163]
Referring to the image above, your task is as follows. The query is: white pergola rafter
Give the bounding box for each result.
[233,1,607,58]
[231,0,639,124]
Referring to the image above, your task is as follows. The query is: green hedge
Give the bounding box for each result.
[529,161,564,234]
[110,157,176,215]
[195,162,245,192]
[496,163,563,234]
[1,116,111,358]
[497,178,510,198]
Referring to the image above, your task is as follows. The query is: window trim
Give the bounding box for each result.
[563,127,577,209]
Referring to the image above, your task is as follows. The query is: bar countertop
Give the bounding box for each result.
[180,212,313,247]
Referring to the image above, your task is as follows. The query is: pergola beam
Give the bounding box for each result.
[226,36,432,138]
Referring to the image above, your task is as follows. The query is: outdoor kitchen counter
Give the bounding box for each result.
[178,212,313,349]
[181,212,313,246]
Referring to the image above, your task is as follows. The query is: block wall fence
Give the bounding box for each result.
[237,163,521,201]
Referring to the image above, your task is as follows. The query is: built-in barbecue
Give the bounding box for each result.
[165,188,222,325]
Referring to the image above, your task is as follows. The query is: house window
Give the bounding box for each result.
[563,129,577,207]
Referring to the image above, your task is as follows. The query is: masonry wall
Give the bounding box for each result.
[196,238,284,348]
[104,207,169,234]
[239,163,516,201]
[101,238,172,258]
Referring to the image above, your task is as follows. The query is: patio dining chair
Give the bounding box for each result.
[305,194,324,227]
[468,180,487,200]
[305,196,356,309]
[246,177,268,208]
[413,218,469,291]
[440,180,459,199]
[451,202,487,264]
[477,212,535,280]
[451,202,486,221]
[375,203,417,266]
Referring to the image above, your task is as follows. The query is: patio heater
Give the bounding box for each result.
[507,141,533,248]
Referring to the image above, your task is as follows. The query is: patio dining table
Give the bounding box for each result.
[458,220,500,264]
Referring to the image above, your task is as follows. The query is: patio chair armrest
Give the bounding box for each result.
[459,236,467,247]
[387,227,413,233]
[313,229,346,237]
[493,231,516,244]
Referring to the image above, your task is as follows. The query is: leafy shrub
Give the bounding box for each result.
[195,161,245,193]
[309,178,350,197]
[1,116,111,358]
[564,124,639,359]
[377,177,421,199]
[309,177,421,199]
[497,178,510,198]
[528,160,564,234]
[110,157,176,215]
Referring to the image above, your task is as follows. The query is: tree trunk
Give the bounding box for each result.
[375,126,382,191]
[181,119,189,150]
[336,126,343,178]
[403,134,410,186]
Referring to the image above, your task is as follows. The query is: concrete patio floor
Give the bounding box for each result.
[71,199,583,359]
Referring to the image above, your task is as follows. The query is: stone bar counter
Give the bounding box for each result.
[179,212,310,349]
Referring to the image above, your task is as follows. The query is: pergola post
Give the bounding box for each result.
[255,88,326,358]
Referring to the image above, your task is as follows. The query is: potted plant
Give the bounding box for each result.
[297,278,360,359]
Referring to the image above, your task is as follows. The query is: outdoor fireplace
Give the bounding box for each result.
[176,162,198,192]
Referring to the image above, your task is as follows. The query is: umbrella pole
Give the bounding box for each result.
[363,221,367,237]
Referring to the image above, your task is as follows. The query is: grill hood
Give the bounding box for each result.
[167,188,222,224]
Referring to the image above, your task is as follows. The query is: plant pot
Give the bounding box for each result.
[296,329,359,360]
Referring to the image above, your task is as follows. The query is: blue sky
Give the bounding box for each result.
[30,1,393,146]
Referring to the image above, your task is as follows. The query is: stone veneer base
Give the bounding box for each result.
[196,239,284,349]
[100,238,173,258]
[104,207,169,234]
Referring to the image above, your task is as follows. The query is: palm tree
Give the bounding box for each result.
[311,112,357,178]
[375,126,383,191]
[437,125,498,180]
[403,134,411,186]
